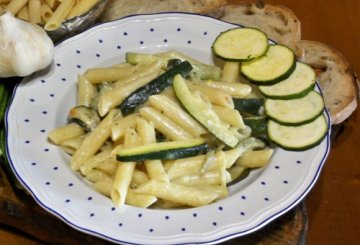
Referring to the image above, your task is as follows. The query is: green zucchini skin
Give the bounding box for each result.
[233,98,264,116]
[212,27,269,61]
[267,114,329,151]
[258,62,316,100]
[116,141,208,162]
[243,116,267,136]
[119,61,192,115]
[241,44,296,85]
[264,91,325,126]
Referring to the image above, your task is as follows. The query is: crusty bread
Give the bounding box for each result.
[219,3,304,59]
[301,40,358,124]
[100,0,226,22]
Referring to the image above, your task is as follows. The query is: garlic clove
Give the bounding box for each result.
[0,12,54,78]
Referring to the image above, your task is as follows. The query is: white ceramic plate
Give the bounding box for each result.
[5,13,330,244]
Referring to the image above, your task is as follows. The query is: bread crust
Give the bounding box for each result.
[219,2,304,59]
[100,0,226,22]
[301,40,358,124]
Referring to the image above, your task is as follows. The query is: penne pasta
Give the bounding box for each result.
[67,0,99,19]
[77,74,97,107]
[5,0,28,15]
[136,117,169,182]
[110,128,139,208]
[84,65,138,84]
[41,2,53,22]
[187,81,234,108]
[16,4,29,21]
[48,123,84,145]
[44,0,75,31]
[29,0,42,24]
[221,61,240,83]
[70,109,119,171]
[148,95,207,137]
[97,71,158,117]
[133,180,218,207]
[204,80,252,98]
[59,134,85,155]
[139,106,193,141]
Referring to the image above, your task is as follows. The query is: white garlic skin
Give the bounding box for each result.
[0,12,54,78]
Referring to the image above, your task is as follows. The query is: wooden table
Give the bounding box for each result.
[1,0,359,244]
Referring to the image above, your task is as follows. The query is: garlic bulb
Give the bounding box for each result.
[0,12,54,78]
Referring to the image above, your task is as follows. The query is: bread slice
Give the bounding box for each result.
[100,0,226,22]
[301,40,358,124]
[219,3,304,59]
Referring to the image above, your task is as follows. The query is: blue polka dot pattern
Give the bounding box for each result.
[5,13,330,245]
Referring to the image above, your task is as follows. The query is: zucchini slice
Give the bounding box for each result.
[116,138,208,161]
[67,105,100,132]
[173,74,239,148]
[259,62,316,99]
[241,44,296,85]
[233,97,264,116]
[119,60,192,115]
[212,27,269,61]
[265,91,325,125]
[267,114,328,151]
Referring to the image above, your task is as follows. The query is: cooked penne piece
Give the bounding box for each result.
[93,175,113,197]
[236,149,274,168]
[84,65,137,84]
[98,71,158,116]
[149,95,207,137]
[136,117,169,182]
[16,4,29,21]
[171,170,222,186]
[70,109,119,171]
[111,113,138,141]
[112,61,162,88]
[80,149,113,175]
[110,128,139,208]
[43,0,60,9]
[139,107,193,141]
[85,169,110,183]
[212,105,245,128]
[5,0,28,15]
[41,2,53,23]
[44,0,75,31]
[48,123,84,145]
[77,74,97,107]
[29,0,42,24]
[67,0,99,19]
[130,169,149,188]
[59,134,85,155]
[187,82,234,108]
[96,160,117,176]
[125,189,157,208]
[204,80,252,98]
[133,180,218,207]
[221,62,240,83]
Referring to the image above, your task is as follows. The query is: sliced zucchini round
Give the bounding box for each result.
[267,114,328,151]
[241,44,296,85]
[265,91,325,126]
[212,27,269,61]
[116,138,208,162]
[259,62,316,99]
